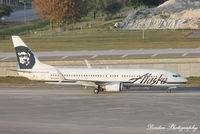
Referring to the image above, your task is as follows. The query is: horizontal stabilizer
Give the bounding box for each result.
[7,69,49,74]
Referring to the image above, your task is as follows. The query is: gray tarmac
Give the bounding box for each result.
[0,86,200,134]
[1,48,200,61]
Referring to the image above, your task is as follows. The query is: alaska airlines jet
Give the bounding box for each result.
[11,36,187,94]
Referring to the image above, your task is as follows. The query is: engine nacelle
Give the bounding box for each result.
[103,83,123,92]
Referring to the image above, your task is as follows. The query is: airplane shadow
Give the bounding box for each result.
[122,86,200,93]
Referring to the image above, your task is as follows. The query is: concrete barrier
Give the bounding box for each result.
[1,58,200,77]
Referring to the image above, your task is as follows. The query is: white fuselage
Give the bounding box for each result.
[18,68,187,87]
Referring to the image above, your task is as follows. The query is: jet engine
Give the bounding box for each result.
[103,82,123,92]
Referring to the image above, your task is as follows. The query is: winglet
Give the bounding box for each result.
[56,68,66,83]
[84,59,91,68]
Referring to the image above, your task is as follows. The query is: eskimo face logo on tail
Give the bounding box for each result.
[15,46,35,69]
[18,51,30,66]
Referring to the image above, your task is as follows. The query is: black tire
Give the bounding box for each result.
[93,88,99,94]
[167,88,172,93]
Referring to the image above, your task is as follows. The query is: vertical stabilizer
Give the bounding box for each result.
[12,36,54,69]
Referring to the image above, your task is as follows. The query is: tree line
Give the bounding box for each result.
[0,4,12,21]
[125,0,167,8]
[0,0,167,26]
[32,0,167,27]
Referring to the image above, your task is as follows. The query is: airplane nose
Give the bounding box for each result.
[182,77,188,83]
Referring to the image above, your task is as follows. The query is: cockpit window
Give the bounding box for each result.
[173,75,181,77]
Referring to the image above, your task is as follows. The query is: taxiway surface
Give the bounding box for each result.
[1,48,200,61]
[0,86,199,134]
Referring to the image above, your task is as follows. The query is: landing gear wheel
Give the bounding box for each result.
[93,88,99,94]
[167,88,172,93]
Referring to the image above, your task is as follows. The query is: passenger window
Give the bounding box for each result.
[173,75,180,77]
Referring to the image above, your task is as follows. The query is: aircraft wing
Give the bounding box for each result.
[50,79,107,87]
[54,68,108,86]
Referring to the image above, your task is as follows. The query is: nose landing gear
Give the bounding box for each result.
[167,86,176,93]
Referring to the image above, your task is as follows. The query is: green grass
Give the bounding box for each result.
[187,77,200,86]
[80,16,94,22]
[0,20,50,35]
[0,17,200,52]
[0,76,46,86]
[0,76,199,86]
[93,18,123,29]
[1,29,200,52]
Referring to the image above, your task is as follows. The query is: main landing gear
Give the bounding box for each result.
[93,88,99,94]
[167,88,172,93]
[93,87,103,94]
